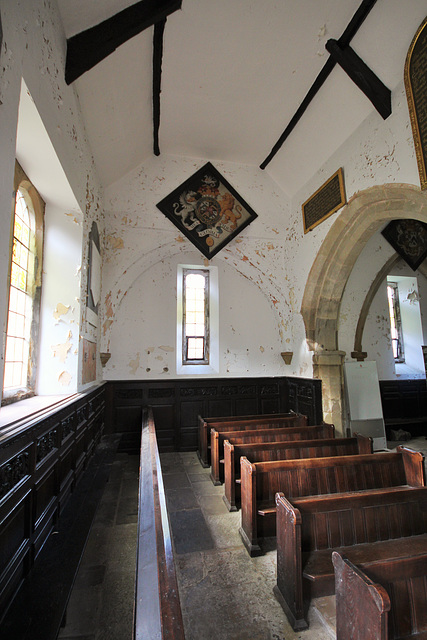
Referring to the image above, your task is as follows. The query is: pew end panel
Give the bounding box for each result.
[355,432,373,454]
[239,457,262,556]
[398,445,425,487]
[197,415,210,468]
[333,551,390,640]
[223,440,237,512]
[275,486,427,632]
[273,492,308,631]
[209,429,222,486]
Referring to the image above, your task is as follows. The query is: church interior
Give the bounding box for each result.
[1,0,427,638]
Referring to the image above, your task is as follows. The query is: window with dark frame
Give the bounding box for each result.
[182,268,209,365]
[387,281,405,363]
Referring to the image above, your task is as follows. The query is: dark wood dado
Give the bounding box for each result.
[105,376,323,453]
[0,384,105,620]
[379,379,427,435]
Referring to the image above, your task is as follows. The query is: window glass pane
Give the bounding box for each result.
[183,269,209,364]
[187,337,204,360]
[3,184,37,394]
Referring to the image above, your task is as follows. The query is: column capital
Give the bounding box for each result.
[312,350,346,367]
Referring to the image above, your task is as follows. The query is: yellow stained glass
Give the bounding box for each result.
[11,262,27,291]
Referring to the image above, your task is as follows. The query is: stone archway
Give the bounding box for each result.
[301,183,427,434]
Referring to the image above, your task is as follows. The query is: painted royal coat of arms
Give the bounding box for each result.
[156,162,258,258]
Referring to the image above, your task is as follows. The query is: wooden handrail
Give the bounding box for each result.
[134,408,185,640]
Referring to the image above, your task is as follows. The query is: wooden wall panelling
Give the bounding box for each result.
[0,384,106,622]
[0,490,31,617]
[286,377,323,426]
[379,379,427,435]
[106,377,321,453]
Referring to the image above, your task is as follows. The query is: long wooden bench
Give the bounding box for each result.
[210,423,334,486]
[333,550,427,640]
[197,412,306,467]
[209,414,309,484]
[239,447,425,556]
[223,432,371,511]
[274,485,427,631]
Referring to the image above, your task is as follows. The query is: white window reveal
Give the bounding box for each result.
[177,265,218,375]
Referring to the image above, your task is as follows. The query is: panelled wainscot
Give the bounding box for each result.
[105,376,323,453]
[0,384,105,617]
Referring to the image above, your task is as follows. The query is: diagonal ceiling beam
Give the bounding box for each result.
[260,0,381,170]
[326,39,391,119]
[65,0,182,84]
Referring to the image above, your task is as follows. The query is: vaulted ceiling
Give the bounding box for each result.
[56,0,427,196]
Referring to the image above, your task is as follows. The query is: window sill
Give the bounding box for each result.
[0,393,76,431]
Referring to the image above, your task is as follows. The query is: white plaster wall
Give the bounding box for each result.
[292,80,419,221]
[101,155,311,379]
[391,271,425,375]
[340,241,427,381]
[101,75,424,382]
[0,0,104,397]
[37,204,82,394]
[338,231,396,364]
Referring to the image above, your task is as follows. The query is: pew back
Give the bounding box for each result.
[209,414,311,484]
[239,447,425,556]
[275,486,427,631]
[223,433,371,511]
[197,412,306,467]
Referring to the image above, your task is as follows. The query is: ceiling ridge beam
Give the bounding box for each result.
[260,0,379,170]
[65,0,182,85]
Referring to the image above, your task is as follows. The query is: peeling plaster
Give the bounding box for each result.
[58,370,72,386]
[53,302,70,320]
[65,212,81,225]
[51,330,73,362]
[129,352,140,374]
[106,234,124,251]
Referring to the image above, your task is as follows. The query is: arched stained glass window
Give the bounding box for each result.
[2,162,44,403]
[3,189,35,390]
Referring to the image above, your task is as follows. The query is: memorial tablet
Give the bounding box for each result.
[405,17,427,190]
[302,168,346,233]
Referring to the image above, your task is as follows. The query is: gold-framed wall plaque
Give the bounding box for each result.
[405,16,427,190]
[302,168,346,233]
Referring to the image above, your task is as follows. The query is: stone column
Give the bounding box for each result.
[312,350,346,437]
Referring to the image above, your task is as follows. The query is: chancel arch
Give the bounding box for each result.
[301,183,427,434]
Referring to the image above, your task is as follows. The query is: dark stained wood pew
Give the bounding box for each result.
[274,485,427,631]
[209,414,310,485]
[333,550,427,640]
[223,432,371,511]
[239,446,425,556]
[210,423,334,486]
[197,411,306,467]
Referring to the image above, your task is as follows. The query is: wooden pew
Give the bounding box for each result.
[209,413,310,484]
[197,411,306,467]
[223,432,371,511]
[333,550,427,640]
[239,446,425,556]
[274,485,427,631]
[211,423,334,487]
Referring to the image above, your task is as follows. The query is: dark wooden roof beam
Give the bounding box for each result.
[65,0,182,84]
[153,19,166,156]
[260,0,382,170]
[326,39,391,119]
